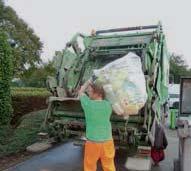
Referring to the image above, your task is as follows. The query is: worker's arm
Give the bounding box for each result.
[78,79,92,97]
[78,74,97,97]
[78,80,92,109]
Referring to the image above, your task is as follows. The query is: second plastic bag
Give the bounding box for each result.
[93,52,147,116]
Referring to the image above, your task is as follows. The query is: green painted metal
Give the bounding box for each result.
[170,109,177,129]
[45,22,169,147]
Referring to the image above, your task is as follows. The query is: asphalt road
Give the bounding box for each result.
[5,129,178,171]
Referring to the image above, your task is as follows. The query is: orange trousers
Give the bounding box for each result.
[84,140,116,171]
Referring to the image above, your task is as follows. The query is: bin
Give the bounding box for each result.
[170,109,177,129]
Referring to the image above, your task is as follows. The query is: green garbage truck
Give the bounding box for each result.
[45,23,169,149]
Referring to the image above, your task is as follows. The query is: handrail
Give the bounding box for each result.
[96,25,161,35]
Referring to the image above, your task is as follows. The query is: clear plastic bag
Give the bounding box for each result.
[94,52,147,116]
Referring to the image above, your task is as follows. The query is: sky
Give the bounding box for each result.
[6,0,191,65]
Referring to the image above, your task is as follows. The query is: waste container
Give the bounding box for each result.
[170,109,177,129]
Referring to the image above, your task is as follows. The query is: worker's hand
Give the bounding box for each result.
[91,74,97,83]
[78,79,92,97]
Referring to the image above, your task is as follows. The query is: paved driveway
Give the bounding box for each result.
[6,129,178,171]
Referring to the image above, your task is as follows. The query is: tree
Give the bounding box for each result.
[170,54,191,83]
[0,30,13,125]
[0,0,43,77]
[20,61,56,88]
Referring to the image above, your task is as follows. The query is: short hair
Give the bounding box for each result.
[90,84,105,98]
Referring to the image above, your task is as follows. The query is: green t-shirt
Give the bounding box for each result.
[80,94,112,142]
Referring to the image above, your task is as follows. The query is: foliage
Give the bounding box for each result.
[11,87,51,97]
[0,110,46,157]
[0,0,43,77]
[20,61,56,88]
[0,30,13,125]
[170,54,191,83]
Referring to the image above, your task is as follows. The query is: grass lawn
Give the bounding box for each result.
[0,110,46,158]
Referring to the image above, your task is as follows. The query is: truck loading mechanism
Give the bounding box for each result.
[44,22,169,153]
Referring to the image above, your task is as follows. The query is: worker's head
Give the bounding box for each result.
[87,83,105,100]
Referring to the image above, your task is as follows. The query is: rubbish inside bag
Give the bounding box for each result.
[93,52,147,116]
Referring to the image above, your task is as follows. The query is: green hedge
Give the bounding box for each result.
[11,87,51,97]
[0,31,13,125]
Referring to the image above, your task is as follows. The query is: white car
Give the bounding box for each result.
[169,84,180,109]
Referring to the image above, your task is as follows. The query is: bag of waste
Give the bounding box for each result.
[93,52,147,116]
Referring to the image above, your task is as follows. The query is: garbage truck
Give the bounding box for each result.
[45,23,169,151]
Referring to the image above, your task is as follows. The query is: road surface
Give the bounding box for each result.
[5,129,178,171]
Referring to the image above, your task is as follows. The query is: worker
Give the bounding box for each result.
[78,79,116,171]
